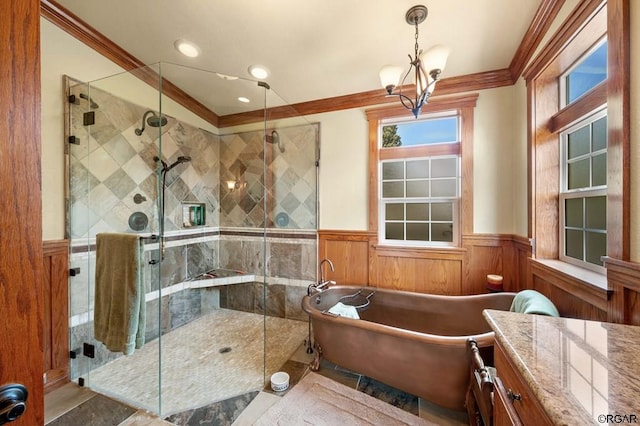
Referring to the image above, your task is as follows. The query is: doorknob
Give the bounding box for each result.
[0,384,27,424]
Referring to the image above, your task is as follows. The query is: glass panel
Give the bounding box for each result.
[566,229,584,260]
[68,62,317,418]
[382,161,404,180]
[586,232,606,266]
[566,41,607,104]
[585,196,606,230]
[568,158,590,190]
[406,203,428,221]
[406,159,429,179]
[383,181,404,198]
[386,203,404,220]
[431,203,453,221]
[565,198,584,228]
[386,222,404,240]
[592,116,607,151]
[382,124,403,147]
[431,179,457,197]
[592,154,607,187]
[431,158,457,178]
[406,223,429,241]
[384,116,458,147]
[432,223,454,242]
[567,125,591,159]
[406,180,429,197]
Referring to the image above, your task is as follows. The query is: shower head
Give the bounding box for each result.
[135,110,168,136]
[265,130,284,153]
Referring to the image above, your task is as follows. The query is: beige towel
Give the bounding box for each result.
[94,233,145,355]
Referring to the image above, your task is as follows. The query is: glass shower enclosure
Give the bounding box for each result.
[65,62,318,417]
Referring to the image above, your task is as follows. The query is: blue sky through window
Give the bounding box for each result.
[388,116,458,147]
[567,41,607,104]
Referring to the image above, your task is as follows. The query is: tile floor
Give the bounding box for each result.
[46,341,468,425]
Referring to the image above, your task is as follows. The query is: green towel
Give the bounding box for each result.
[94,233,146,355]
[509,290,559,317]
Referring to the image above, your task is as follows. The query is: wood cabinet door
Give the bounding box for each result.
[493,376,523,426]
[0,0,45,424]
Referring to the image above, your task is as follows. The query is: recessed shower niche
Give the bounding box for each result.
[64,62,318,417]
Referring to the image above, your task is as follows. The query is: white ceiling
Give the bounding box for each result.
[56,0,543,116]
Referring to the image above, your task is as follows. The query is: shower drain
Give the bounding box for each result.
[219,347,232,354]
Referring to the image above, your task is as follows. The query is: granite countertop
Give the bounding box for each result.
[483,309,640,425]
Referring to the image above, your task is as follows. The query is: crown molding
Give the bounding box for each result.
[40,0,220,128]
[41,0,564,129]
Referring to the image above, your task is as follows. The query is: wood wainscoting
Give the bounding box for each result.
[605,257,640,325]
[318,230,640,324]
[43,239,70,393]
[529,260,608,322]
[318,230,531,296]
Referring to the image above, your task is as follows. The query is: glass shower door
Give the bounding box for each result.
[66,65,165,413]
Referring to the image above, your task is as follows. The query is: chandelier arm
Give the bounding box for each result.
[397,64,414,99]
[396,92,417,111]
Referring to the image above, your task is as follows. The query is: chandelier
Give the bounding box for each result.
[379,5,450,118]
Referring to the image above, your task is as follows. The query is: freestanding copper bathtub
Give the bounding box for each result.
[301,285,515,411]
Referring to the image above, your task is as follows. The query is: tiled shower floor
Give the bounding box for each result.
[46,309,468,425]
[86,309,307,417]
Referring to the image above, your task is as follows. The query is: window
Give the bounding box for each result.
[378,113,460,247]
[527,1,629,287]
[561,39,608,107]
[366,94,476,251]
[560,111,607,270]
[381,156,459,245]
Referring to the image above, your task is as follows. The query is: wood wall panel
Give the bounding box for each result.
[531,275,607,321]
[462,235,513,294]
[42,240,70,393]
[373,252,463,295]
[530,260,608,320]
[318,230,373,285]
[511,237,534,292]
[605,257,640,325]
[318,231,640,324]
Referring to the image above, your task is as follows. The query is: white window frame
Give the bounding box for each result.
[559,108,607,273]
[378,113,461,248]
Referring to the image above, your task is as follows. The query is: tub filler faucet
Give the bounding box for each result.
[308,258,336,295]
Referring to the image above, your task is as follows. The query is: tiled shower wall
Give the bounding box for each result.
[65,79,318,379]
[67,82,220,238]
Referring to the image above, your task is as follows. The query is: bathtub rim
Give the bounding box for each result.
[302,285,516,348]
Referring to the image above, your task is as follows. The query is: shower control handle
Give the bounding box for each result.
[0,384,27,424]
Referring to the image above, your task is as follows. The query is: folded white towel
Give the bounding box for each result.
[328,302,359,319]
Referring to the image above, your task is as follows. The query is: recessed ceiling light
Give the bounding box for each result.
[238,97,250,103]
[174,39,200,58]
[248,65,269,79]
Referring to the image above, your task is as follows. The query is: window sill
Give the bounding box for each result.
[530,258,610,311]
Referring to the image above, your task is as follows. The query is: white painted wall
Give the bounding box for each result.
[472,86,517,234]
[48,4,640,248]
[41,18,125,240]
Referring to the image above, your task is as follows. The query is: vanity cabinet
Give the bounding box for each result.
[493,340,552,426]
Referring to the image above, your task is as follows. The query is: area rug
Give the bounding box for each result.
[254,372,436,425]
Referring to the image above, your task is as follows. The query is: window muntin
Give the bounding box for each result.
[560,110,607,270]
[381,114,459,148]
[561,39,607,107]
[380,155,459,246]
